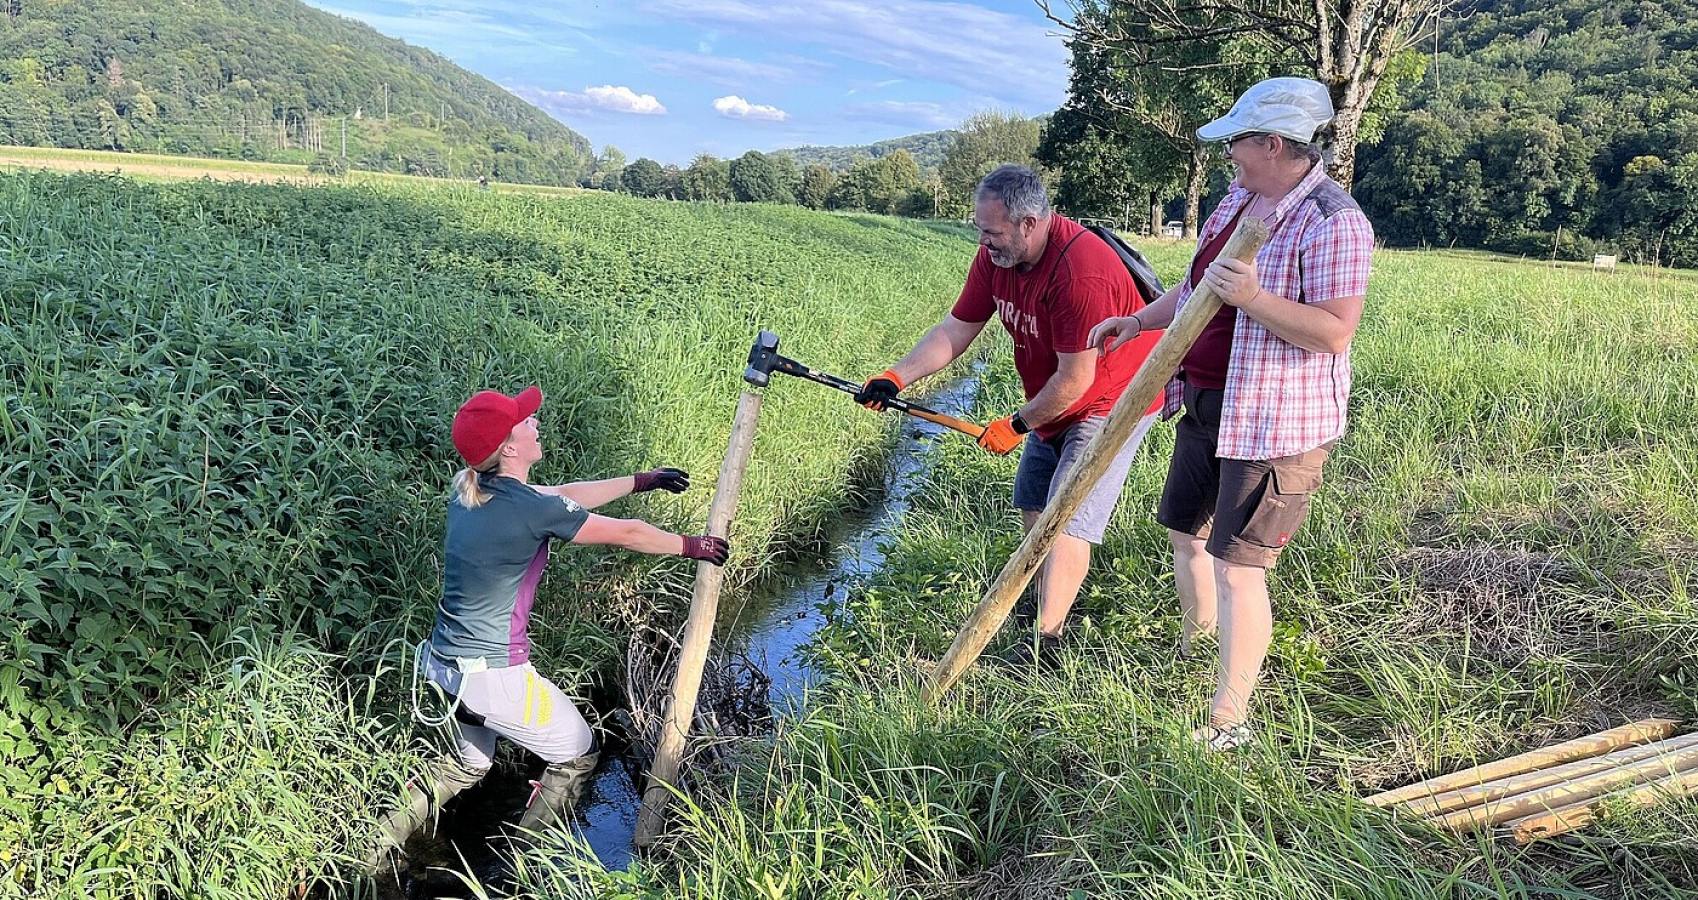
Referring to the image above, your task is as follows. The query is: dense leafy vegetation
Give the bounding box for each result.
[1355,0,1698,265]
[0,170,981,892]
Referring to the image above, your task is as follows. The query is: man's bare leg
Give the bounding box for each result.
[1022,510,1092,637]
[1168,530,1219,654]
[1210,559,1272,726]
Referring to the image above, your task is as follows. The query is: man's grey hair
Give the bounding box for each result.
[975,164,1050,221]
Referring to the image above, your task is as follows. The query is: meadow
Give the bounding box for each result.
[3,168,1695,898]
[509,242,1698,897]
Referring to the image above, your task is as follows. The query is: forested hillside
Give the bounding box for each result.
[1356,0,1698,264]
[781,129,954,173]
[0,0,593,185]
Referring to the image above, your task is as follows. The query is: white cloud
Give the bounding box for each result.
[514,84,668,116]
[640,0,1068,108]
[713,95,790,122]
[648,51,810,87]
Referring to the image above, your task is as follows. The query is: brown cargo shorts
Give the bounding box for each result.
[1155,383,1329,569]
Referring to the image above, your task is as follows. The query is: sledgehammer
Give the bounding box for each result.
[744,330,986,440]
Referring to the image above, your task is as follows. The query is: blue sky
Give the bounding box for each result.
[301,0,1072,164]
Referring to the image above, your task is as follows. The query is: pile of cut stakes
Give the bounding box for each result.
[1366,718,1698,843]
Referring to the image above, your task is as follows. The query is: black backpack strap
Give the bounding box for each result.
[1040,229,1089,303]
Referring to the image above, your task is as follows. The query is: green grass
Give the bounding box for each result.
[7,167,1695,897]
[513,246,1698,897]
[0,170,976,895]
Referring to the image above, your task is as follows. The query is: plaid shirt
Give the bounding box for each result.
[1161,163,1374,460]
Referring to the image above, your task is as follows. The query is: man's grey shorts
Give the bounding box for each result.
[1013,412,1158,544]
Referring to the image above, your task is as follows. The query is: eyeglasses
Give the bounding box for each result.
[1223,132,1270,159]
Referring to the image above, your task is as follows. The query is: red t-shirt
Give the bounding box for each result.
[1180,206,1248,390]
[951,215,1162,440]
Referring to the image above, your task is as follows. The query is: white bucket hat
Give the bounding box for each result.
[1198,77,1335,144]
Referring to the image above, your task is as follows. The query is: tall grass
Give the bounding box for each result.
[3,632,418,899]
[0,171,979,894]
[516,248,1698,897]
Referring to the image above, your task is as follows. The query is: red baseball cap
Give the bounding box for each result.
[451,386,542,466]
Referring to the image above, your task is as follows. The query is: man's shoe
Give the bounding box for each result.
[995,632,1063,669]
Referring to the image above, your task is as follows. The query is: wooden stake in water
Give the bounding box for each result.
[923,218,1269,705]
[635,389,763,847]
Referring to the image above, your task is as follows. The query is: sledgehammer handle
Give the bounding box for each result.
[793,365,986,438]
[898,404,986,439]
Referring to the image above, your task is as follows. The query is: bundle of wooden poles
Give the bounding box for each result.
[1365,718,1698,843]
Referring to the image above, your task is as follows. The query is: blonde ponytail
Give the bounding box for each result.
[453,452,503,509]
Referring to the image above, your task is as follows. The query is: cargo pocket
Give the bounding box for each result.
[1240,461,1324,550]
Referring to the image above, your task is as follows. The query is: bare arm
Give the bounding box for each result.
[1134,283,1182,329]
[1087,283,1182,353]
[537,477,635,510]
[1020,350,1097,429]
[570,514,684,556]
[887,315,988,385]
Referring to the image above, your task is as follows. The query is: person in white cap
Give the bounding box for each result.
[1089,77,1374,751]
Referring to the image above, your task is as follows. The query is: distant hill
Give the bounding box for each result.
[0,0,593,186]
[780,130,954,173]
[1354,0,1698,265]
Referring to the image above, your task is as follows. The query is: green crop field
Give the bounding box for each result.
[0,145,585,197]
[0,170,971,896]
[2,168,1695,898]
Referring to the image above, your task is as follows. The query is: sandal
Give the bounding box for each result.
[1192,721,1255,752]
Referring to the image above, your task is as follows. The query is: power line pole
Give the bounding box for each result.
[383,83,389,122]
[341,116,347,158]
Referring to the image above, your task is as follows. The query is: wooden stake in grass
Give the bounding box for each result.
[1364,718,1681,808]
[1508,763,1698,844]
[922,217,1270,705]
[1431,738,1698,832]
[635,389,763,847]
[1395,731,1698,817]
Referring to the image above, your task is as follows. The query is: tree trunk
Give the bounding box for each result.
[1183,141,1207,238]
[1150,189,1161,236]
[1326,103,1359,188]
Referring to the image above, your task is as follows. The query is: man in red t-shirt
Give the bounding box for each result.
[855,165,1163,666]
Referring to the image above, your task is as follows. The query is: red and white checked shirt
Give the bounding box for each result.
[1161,162,1374,460]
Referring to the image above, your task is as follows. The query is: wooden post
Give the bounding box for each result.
[922,218,1269,705]
[634,390,763,847]
[1396,731,1698,817]
[1432,740,1698,832]
[1365,718,1681,808]
[1509,763,1698,844]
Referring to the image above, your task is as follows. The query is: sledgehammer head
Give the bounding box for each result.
[744,330,781,387]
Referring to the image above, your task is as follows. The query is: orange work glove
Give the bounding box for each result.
[977,414,1026,456]
[855,369,905,410]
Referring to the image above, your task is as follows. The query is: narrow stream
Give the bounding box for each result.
[376,372,980,896]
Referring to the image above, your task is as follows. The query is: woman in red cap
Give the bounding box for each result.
[371,385,728,863]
